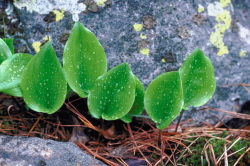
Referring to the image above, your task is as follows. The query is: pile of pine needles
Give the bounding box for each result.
[0,91,250,166]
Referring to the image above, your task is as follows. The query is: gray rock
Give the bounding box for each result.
[0,135,106,166]
[3,0,250,125]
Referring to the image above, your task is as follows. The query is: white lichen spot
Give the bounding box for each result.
[238,23,250,45]
[207,2,224,17]
[13,0,86,21]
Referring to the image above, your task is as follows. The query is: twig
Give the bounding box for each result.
[221,83,250,87]
[78,142,119,166]
[224,144,228,166]
[27,115,42,136]
[176,137,198,162]
[216,137,241,164]
[127,123,151,166]
[203,107,250,120]
[233,147,250,166]
[208,143,217,165]
[204,148,210,166]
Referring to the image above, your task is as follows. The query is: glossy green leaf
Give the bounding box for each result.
[179,48,216,109]
[20,42,67,114]
[0,38,12,64]
[0,53,32,97]
[144,71,184,129]
[3,38,14,54]
[88,63,136,120]
[121,75,145,123]
[63,21,107,98]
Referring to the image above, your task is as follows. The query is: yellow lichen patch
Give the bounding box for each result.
[217,45,229,56]
[140,48,150,55]
[53,9,65,22]
[209,28,229,56]
[43,36,52,41]
[96,0,108,6]
[133,24,143,32]
[140,34,147,39]
[32,42,41,53]
[198,4,204,13]
[239,50,247,57]
[220,0,231,7]
[209,2,231,56]
[216,10,231,30]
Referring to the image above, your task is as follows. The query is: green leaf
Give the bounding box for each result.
[88,63,136,120]
[63,21,107,98]
[121,75,145,123]
[144,71,183,129]
[179,48,216,109]
[20,42,67,114]
[0,38,12,64]
[0,53,32,97]
[3,38,14,54]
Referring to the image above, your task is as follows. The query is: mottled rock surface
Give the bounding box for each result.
[0,135,106,166]
[1,0,250,125]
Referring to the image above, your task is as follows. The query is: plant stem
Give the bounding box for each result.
[158,129,164,165]
[158,129,162,147]
[175,109,185,132]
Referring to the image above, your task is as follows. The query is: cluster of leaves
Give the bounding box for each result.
[0,21,216,129]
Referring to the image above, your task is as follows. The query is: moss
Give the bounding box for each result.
[178,131,250,165]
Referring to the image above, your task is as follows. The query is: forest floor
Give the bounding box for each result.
[0,93,250,166]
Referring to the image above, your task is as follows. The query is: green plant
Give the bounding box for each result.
[0,21,216,129]
[145,48,216,129]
